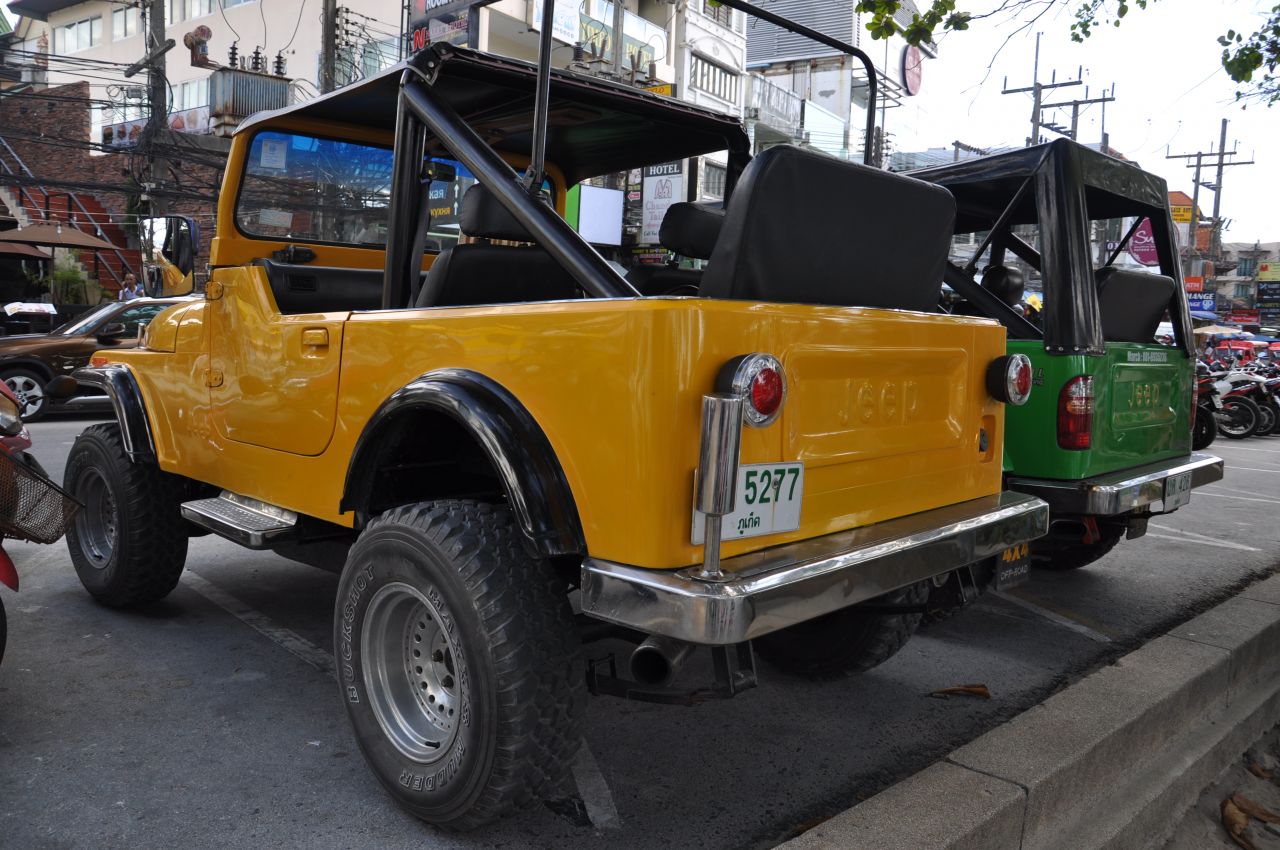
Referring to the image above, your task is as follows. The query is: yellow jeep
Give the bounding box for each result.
[61,46,1046,828]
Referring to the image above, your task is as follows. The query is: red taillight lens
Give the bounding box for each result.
[721,353,787,427]
[750,367,783,419]
[1058,376,1094,450]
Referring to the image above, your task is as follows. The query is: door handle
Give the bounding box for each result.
[302,328,329,347]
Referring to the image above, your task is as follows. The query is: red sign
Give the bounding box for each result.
[901,45,923,96]
[1184,276,1204,293]
[1126,218,1160,266]
[1228,310,1260,325]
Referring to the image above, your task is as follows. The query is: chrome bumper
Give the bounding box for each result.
[1006,452,1224,516]
[579,491,1048,645]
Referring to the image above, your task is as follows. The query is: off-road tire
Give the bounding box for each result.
[1035,525,1124,571]
[64,423,189,607]
[335,500,586,830]
[754,581,929,679]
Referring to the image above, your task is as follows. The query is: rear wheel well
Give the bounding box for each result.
[357,409,505,520]
[0,360,53,381]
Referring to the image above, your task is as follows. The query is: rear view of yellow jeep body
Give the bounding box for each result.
[62,45,1046,830]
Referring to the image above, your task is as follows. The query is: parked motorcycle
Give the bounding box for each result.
[1193,362,1220,451]
[0,381,79,665]
[1215,370,1272,439]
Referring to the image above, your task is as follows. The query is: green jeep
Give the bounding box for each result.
[912,140,1223,569]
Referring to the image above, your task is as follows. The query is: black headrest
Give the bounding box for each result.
[982,265,1025,307]
[1096,267,1176,344]
[459,184,534,242]
[699,145,955,311]
[659,202,724,260]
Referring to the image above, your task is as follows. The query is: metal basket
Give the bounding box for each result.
[0,450,81,545]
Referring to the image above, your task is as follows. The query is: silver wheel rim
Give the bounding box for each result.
[361,581,463,763]
[73,468,117,569]
[5,375,43,418]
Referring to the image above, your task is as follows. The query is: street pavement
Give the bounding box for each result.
[1,415,1277,850]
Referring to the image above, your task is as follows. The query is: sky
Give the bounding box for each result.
[1,1,1276,240]
[891,0,1280,244]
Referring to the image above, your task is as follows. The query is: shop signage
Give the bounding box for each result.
[1184,275,1204,293]
[409,0,487,51]
[901,45,923,96]
[1228,310,1261,325]
[103,106,210,147]
[645,82,677,98]
[1126,218,1160,266]
[1187,293,1216,312]
[1260,262,1280,282]
[1169,204,1194,223]
[531,0,580,44]
[1257,281,1280,299]
[641,161,683,244]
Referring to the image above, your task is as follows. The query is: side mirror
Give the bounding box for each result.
[139,214,199,294]
[96,322,127,342]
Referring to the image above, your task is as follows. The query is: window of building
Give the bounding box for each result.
[175,78,210,111]
[112,9,138,40]
[702,163,726,199]
[690,53,739,104]
[361,38,399,78]
[168,0,215,21]
[222,0,256,8]
[54,17,102,54]
[1238,257,1258,278]
[701,0,737,30]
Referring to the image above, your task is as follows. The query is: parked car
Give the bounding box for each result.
[0,298,187,421]
[912,140,1223,570]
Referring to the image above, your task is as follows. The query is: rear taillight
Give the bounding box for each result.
[719,353,786,427]
[986,354,1033,405]
[1058,376,1094,450]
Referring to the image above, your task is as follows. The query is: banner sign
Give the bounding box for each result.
[1184,275,1204,293]
[410,0,486,51]
[1187,293,1216,312]
[1126,218,1160,267]
[641,161,683,245]
[1228,310,1261,325]
[1261,262,1280,282]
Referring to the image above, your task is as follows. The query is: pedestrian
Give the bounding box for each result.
[118,274,143,302]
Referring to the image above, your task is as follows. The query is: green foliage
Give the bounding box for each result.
[1218,5,1280,105]
[854,0,1277,105]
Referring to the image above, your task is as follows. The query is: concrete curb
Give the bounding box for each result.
[778,573,1280,850]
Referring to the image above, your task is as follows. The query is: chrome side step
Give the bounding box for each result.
[180,491,298,548]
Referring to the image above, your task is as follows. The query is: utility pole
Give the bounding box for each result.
[952,140,988,161]
[321,0,338,93]
[1002,33,1082,147]
[144,0,169,216]
[1167,121,1255,298]
[610,0,626,76]
[1040,85,1116,142]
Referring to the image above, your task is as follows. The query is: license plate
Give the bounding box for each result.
[1163,471,1192,511]
[1211,396,1223,409]
[691,462,804,544]
[995,543,1031,590]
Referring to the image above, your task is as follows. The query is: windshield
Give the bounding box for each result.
[52,304,116,336]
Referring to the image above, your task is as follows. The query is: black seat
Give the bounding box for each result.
[699,145,955,312]
[628,201,724,296]
[415,185,580,308]
[1096,267,1176,343]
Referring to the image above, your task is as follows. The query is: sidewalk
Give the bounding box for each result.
[779,572,1280,850]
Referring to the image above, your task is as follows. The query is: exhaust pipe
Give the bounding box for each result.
[629,635,695,688]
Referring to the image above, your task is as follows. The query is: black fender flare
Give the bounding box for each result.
[71,364,157,463]
[341,369,585,558]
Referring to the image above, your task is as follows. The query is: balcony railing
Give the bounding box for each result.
[745,73,801,134]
